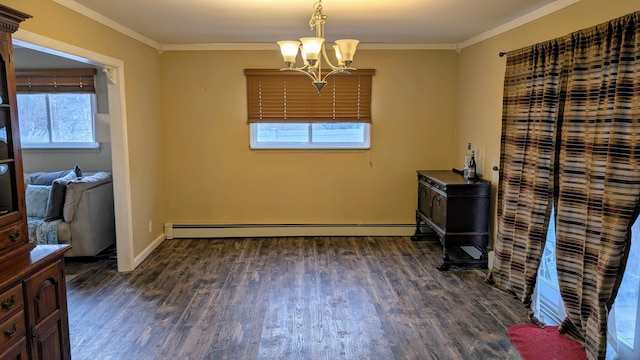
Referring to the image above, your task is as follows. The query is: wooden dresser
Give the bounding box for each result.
[0,5,72,360]
[411,170,491,270]
[1,247,71,360]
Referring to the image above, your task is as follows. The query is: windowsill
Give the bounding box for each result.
[249,148,371,154]
[250,145,371,151]
[21,142,101,151]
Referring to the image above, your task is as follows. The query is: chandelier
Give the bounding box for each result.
[277,0,359,93]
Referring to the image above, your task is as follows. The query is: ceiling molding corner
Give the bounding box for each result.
[458,0,582,49]
[51,0,162,51]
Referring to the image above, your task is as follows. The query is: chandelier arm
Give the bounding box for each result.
[279,67,321,83]
[320,68,353,83]
[320,46,340,71]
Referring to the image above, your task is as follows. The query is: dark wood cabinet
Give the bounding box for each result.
[0,5,72,360]
[0,247,70,360]
[25,260,69,360]
[411,170,491,270]
[0,4,32,266]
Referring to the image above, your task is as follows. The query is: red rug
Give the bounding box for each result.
[507,324,588,360]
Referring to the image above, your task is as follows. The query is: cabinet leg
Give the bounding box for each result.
[410,211,422,241]
[480,247,489,269]
[437,245,451,271]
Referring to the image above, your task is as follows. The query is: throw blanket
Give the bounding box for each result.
[27,218,62,245]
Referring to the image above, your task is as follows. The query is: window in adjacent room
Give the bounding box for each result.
[245,69,374,149]
[15,68,98,149]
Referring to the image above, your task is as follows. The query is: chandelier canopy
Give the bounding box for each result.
[277,0,359,93]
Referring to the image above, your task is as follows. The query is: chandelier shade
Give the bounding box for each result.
[277,41,301,65]
[277,0,359,93]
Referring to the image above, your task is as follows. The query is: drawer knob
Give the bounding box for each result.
[8,230,20,242]
[1,295,16,311]
[3,324,17,339]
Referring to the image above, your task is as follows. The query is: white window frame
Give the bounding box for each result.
[249,122,371,150]
[17,92,99,150]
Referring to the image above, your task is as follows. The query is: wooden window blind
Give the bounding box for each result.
[245,69,375,123]
[15,68,97,93]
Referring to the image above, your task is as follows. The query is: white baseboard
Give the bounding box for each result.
[133,233,165,268]
[164,223,415,239]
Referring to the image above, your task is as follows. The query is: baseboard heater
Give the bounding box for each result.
[165,223,415,239]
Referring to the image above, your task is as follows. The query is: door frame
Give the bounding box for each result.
[13,30,135,272]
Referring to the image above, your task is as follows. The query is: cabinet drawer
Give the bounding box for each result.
[0,284,23,322]
[0,310,25,353]
[0,336,27,360]
[0,224,26,252]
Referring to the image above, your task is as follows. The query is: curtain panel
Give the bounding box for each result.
[490,42,562,310]
[491,11,640,360]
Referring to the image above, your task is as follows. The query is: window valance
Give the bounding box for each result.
[244,69,375,123]
[16,68,97,93]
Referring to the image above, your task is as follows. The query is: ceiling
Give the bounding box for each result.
[62,0,577,48]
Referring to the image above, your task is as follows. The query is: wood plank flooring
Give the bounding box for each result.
[64,237,527,359]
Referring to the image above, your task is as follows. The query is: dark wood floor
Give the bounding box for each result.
[64,237,527,359]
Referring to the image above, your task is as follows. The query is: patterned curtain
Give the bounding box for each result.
[555,13,640,360]
[489,43,562,310]
[491,11,640,360]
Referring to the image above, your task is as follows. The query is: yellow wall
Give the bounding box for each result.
[456,0,640,243]
[160,50,458,224]
[7,0,638,258]
[3,0,165,256]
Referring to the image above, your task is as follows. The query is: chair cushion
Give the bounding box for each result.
[44,171,78,221]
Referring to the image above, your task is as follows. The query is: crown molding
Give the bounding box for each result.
[359,43,458,51]
[51,0,161,50]
[459,0,582,49]
[161,43,277,51]
[160,42,459,52]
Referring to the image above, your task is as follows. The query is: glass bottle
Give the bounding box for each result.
[468,150,476,179]
[463,143,472,179]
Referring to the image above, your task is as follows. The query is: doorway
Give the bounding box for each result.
[13,30,134,272]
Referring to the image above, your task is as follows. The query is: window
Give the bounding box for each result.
[250,123,370,149]
[17,93,96,148]
[245,69,374,149]
[15,68,97,149]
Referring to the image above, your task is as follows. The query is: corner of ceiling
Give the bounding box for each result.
[457,0,582,50]
[51,0,162,51]
[53,0,582,54]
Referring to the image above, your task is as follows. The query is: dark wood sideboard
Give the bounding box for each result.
[411,170,491,270]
